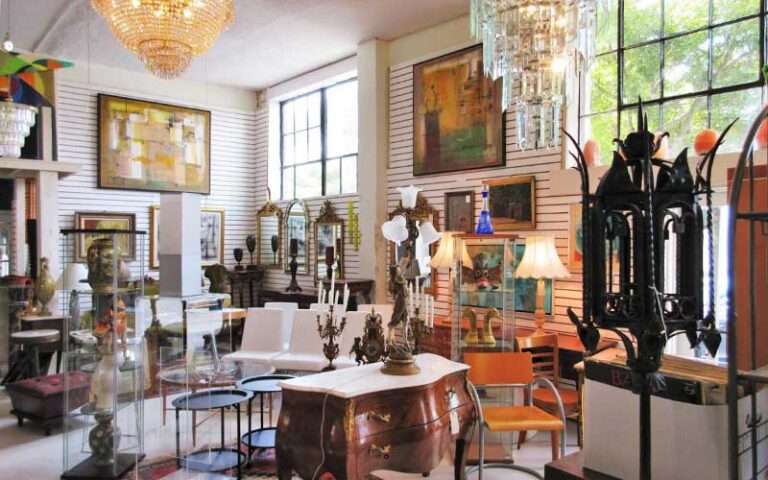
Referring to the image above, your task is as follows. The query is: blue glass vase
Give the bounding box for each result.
[476,187,494,234]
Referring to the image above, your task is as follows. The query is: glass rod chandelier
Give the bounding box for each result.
[0,97,37,158]
[470,0,596,150]
[91,0,235,80]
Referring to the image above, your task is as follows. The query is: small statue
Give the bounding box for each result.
[35,257,55,316]
[482,308,500,346]
[350,337,365,365]
[463,307,479,345]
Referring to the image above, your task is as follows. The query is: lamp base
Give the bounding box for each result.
[381,357,420,376]
[533,308,547,335]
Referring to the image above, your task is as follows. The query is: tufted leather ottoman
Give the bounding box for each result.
[6,371,90,435]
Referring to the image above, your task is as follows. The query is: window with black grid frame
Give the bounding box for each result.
[579,0,765,157]
[279,78,358,199]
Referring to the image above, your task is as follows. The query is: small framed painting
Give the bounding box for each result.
[568,204,584,270]
[74,212,136,261]
[445,191,475,233]
[483,175,536,231]
[149,206,225,269]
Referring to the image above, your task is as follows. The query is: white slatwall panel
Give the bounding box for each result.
[388,61,583,330]
[253,107,361,292]
[56,81,259,282]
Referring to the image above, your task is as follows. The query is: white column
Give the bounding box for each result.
[357,39,390,303]
[36,170,59,310]
[12,178,25,274]
[159,193,202,297]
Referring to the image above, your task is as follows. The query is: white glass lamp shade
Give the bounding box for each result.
[418,221,441,246]
[381,215,409,245]
[516,235,570,279]
[398,185,422,209]
[56,263,89,291]
[430,232,473,269]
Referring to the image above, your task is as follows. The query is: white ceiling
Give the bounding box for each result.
[7,0,469,90]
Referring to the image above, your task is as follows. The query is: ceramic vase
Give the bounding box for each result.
[89,411,120,466]
[87,238,123,294]
[91,352,117,411]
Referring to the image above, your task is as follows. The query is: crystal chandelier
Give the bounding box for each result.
[91,0,235,80]
[0,97,37,158]
[470,0,596,150]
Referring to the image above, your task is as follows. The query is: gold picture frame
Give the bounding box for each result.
[149,205,225,269]
[483,175,536,231]
[98,93,211,194]
[74,211,136,261]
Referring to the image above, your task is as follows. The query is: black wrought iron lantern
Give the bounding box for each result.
[565,103,732,480]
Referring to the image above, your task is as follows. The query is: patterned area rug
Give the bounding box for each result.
[126,448,383,480]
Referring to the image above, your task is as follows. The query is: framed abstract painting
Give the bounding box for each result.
[98,93,211,194]
[413,45,504,176]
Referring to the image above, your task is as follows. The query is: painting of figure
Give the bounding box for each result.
[413,45,504,176]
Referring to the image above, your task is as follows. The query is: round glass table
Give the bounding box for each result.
[236,374,296,458]
[158,362,274,445]
[172,388,253,479]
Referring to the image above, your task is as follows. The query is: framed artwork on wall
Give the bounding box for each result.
[445,191,475,233]
[568,203,584,270]
[97,93,211,194]
[569,202,620,272]
[74,211,136,261]
[483,175,536,231]
[149,205,225,269]
[413,44,504,176]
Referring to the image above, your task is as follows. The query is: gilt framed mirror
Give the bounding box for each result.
[255,198,284,269]
[389,193,439,295]
[314,200,345,281]
[284,199,310,275]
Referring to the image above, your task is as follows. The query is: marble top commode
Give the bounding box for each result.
[279,353,469,399]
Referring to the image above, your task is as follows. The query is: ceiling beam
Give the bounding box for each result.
[31,0,77,54]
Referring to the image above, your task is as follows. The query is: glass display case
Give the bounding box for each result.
[450,233,518,362]
[60,228,146,479]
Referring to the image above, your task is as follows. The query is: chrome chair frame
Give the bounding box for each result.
[467,377,567,480]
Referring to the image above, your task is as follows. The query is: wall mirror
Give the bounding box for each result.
[256,197,284,269]
[284,199,310,275]
[389,194,439,295]
[314,200,344,281]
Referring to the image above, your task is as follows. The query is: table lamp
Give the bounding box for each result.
[515,235,569,334]
[430,231,472,270]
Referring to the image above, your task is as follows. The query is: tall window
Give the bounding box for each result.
[280,79,358,199]
[580,0,765,156]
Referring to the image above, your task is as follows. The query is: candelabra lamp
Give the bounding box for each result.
[565,103,732,480]
[286,238,302,292]
[316,304,347,371]
[380,185,440,375]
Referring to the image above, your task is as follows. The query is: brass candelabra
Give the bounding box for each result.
[410,305,434,355]
[316,304,347,371]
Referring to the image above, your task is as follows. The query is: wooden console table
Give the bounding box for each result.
[275,353,476,480]
[227,268,264,308]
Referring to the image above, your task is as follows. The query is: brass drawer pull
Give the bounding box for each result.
[369,443,391,459]
[366,411,391,423]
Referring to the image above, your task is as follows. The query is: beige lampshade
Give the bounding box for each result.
[430,232,472,269]
[516,235,570,279]
[56,263,89,291]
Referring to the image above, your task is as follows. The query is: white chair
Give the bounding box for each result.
[335,311,369,369]
[358,304,393,325]
[222,308,286,365]
[270,309,328,372]
[309,303,330,311]
[264,302,299,349]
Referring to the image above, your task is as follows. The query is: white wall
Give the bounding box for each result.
[55,66,260,286]
[381,17,580,331]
